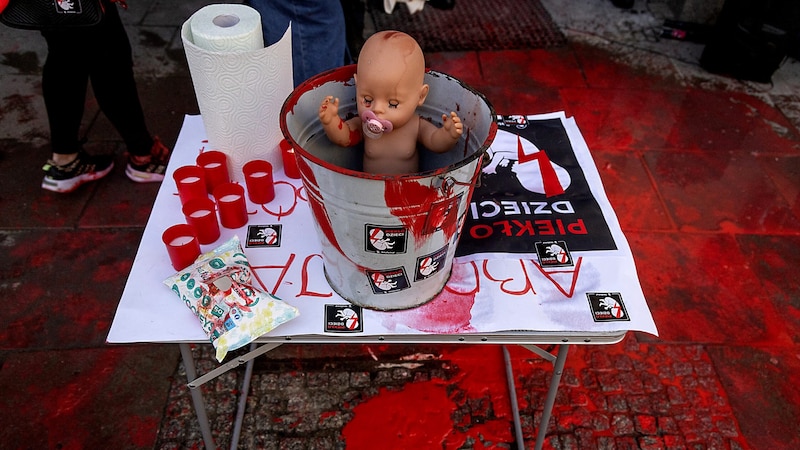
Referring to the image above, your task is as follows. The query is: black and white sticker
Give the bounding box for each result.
[587,292,629,322]
[246,225,282,248]
[365,225,407,254]
[324,304,363,333]
[535,240,573,267]
[366,267,410,294]
[414,245,449,281]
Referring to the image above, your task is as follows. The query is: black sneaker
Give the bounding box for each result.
[125,137,171,183]
[41,151,114,193]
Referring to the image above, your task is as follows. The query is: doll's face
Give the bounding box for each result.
[355,31,429,131]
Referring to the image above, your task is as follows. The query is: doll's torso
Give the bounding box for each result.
[361,116,421,174]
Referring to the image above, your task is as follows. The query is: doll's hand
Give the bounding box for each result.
[442,112,463,140]
[319,96,340,126]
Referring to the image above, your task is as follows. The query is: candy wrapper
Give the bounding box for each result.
[163,236,299,362]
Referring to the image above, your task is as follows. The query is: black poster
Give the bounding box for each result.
[455,116,617,258]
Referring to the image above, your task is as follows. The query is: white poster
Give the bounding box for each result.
[108,113,657,345]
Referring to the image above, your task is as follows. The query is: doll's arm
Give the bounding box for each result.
[319,96,362,147]
[418,112,463,153]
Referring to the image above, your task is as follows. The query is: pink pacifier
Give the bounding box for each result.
[361,110,393,139]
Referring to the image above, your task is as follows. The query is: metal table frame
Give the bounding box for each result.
[179,331,626,450]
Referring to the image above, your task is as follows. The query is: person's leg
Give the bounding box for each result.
[246,0,348,86]
[40,24,114,192]
[88,3,154,157]
[340,0,364,60]
[290,1,348,85]
[41,28,91,164]
[85,3,169,182]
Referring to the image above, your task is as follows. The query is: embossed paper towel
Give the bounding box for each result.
[182,4,293,182]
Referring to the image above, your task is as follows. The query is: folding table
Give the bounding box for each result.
[108,114,656,450]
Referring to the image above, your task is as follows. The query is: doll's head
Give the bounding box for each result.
[354,31,429,136]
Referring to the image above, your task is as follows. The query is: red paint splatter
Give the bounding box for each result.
[348,126,362,147]
[381,261,477,333]
[343,346,514,449]
[342,382,456,449]
[125,416,160,447]
[382,285,475,333]
[319,411,338,423]
[307,195,344,258]
[384,179,447,244]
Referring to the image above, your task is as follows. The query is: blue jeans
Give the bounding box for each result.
[245,0,349,87]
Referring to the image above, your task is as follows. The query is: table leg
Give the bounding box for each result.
[180,343,216,450]
[503,346,525,450]
[229,343,257,450]
[534,344,569,450]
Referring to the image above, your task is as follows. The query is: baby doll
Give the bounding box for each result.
[318,31,463,175]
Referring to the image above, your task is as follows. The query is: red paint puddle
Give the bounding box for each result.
[342,346,514,449]
[441,347,513,420]
[343,382,456,449]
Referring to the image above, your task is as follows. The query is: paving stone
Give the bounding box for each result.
[634,414,658,435]
[614,436,639,449]
[568,390,588,406]
[658,416,679,434]
[611,414,636,436]
[349,371,371,388]
[662,434,686,450]
[562,367,580,387]
[591,413,611,431]
[607,393,629,412]
[595,436,616,450]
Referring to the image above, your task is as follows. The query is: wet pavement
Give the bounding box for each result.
[1,0,799,449]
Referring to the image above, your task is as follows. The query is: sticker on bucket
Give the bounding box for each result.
[415,244,449,281]
[365,225,408,254]
[535,240,573,267]
[366,267,411,294]
[246,225,282,248]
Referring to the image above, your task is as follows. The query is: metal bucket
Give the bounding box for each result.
[280,65,496,310]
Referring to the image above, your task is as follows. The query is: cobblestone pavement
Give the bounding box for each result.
[158,337,751,449]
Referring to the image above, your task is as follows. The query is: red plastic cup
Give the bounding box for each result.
[182,197,220,245]
[196,150,230,194]
[162,224,201,271]
[243,160,275,204]
[280,139,301,179]
[213,183,248,229]
[173,165,207,205]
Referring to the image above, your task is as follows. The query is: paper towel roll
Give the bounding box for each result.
[189,4,264,53]
[182,4,293,182]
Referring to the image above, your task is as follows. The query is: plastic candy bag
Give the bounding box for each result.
[164,236,299,362]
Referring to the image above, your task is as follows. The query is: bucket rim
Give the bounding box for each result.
[280,64,498,181]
